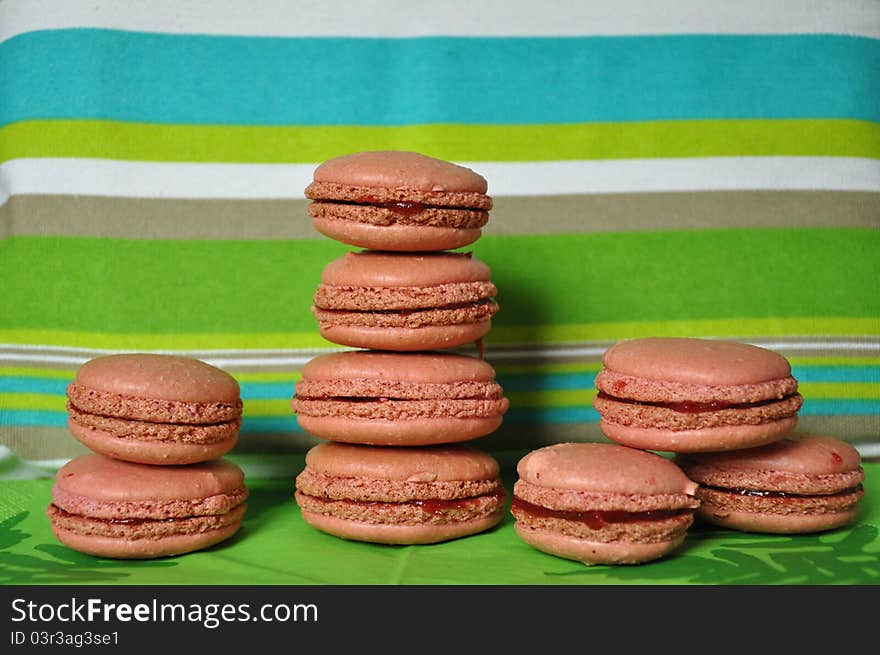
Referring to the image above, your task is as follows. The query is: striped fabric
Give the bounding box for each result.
[2,0,879,472]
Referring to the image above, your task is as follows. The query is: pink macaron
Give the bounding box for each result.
[677,434,865,533]
[511,442,700,565]
[47,454,249,559]
[304,150,492,252]
[592,337,803,453]
[311,250,499,351]
[66,353,242,465]
[291,350,509,445]
[294,441,505,544]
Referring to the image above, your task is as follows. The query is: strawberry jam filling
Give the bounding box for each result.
[596,391,796,413]
[511,496,689,529]
[302,487,505,515]
[701,484,864,499]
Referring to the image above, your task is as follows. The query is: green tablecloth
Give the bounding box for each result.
[2,453,877,586]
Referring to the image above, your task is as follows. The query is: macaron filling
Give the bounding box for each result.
[510,496,693,528]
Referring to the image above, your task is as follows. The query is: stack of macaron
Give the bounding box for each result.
[46,353,250,559]
[510,336,865,566]
[292,150,509,544]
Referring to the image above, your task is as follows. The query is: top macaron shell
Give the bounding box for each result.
[593,337,803,453]
[66,353,243,465]
[304,150,492,251]
[311,250,499,351]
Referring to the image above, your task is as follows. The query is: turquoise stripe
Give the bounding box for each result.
[0,378,70,394]
[497,373,597,392]
[243,417,301,433]
[800,399,880,416]
[505,407,600,424]
[791,366,880,383]
[3,30,878,125]
[0,410,67,427]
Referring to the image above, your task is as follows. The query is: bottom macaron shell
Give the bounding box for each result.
[599,416,798,453]
[49,521,243,559]
[319,321,491,351]
[694,503,861,534]
[299,507,503,545]
[69,421,238,465]
[312,216,482,252]
[514,523,685,566]
[295,414,502,446]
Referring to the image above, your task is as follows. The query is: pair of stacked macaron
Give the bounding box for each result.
[291,150,510,545]
[509,337,865,566]
[46,353,249,559]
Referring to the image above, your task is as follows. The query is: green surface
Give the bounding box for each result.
[1,455,878,586]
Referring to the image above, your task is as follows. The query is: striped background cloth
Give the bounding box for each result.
[1,0,878,474]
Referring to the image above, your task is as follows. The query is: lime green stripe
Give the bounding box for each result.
[243,399,293,417]
[2,230,878,338]
[0,367,75,379]
[0,319,876,351]
[799,382,880,399]
[789,357,880,366]
[507,389,598,408]
[3,118,879,163]
[0,393,66,412]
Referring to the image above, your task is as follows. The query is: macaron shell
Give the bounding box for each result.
[516,442,698,496]
[53,454,246,504]
[601,337,793,386]
[69,420,238,466]
[72,353,241,403]
[299,350,498,384]
[320,251,492,288]
[514,523,686,566]
[303,441,500,481]
[310,150,489,195]
[599,415,798,452]
[296,414,502,445]
[298,508,503,545]
[694,504,862,534]
[49,520,243,559]
[317,320,492,352]
[312,216,482,251]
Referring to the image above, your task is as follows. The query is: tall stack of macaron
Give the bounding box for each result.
[508,336,865,566]
[46,353,250,559]
[292,150,509,544]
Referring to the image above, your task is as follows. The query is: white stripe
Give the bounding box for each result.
[1,156,878,206]
[2,0,879,41]
[2,340,879,369]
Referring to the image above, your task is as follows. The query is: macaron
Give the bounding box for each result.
[312,250,499,351]
[66,353,243,465]
[294,441,505,544]
[304,150,492,251]
[511,442,700,565]
[677,434,865,534]
[46,454,249,559]
[291,350,509,445]
[592,337,803,453]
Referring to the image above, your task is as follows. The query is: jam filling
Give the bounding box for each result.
[49,505,211,525]
[303,486,505,515]
[596,391,795,413]
[702,484,864,499]
[511,496,689,529]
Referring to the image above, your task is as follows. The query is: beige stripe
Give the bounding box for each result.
[3,191,878,240]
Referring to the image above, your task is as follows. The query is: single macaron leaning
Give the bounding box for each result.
[593,337,803,453]
[47,454,249,559]
[294,441,506,544]
[66,353,243,465]
[312,250,499,351]
[304,150,492,252]
[677,434,865,534]
[511,442,700,565]
[291,350,509,446]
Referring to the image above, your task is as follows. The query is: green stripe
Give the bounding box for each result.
[2,229,878,343]
[3,118,878,163]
